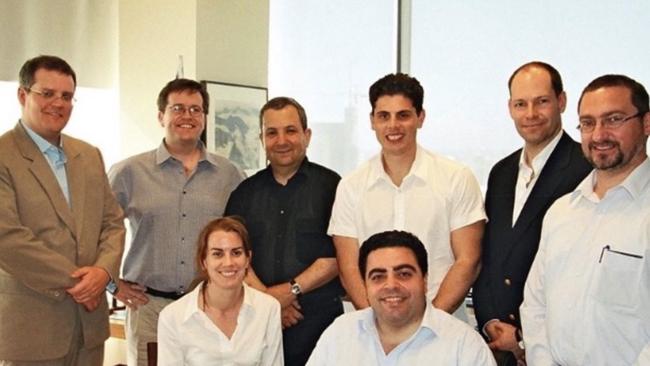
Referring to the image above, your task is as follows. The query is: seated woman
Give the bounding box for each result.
[158,216,283,365]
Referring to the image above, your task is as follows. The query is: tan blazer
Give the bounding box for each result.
[0,123,125,360]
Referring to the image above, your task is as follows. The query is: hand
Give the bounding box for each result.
[486,321,525,360]
[281,301,303,329]
[266,283,296,308]
[66,266,110,303]
[516,354,527,366]
[81,296,101,312]
[114,280,149,310]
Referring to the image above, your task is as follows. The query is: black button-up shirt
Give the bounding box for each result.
[225,158,343,301]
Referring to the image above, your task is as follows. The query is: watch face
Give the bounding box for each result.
[106,281,118,295]
[291,283,301,295]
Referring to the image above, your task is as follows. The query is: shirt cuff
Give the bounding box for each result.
[482,318,500,339]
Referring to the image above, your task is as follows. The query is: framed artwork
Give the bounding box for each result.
[201,81,268,174]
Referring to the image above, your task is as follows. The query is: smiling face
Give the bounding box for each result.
[201,230,250,290]
[261,105,311,173]
[371,94,424,158]
[509,66,566,153]
[579,86,650,176]
[158,90,206,146]
[364,247,427,330]
[18,68,75,145]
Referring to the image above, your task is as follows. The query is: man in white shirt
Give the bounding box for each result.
[329,73,485,319]
[521,74,650,366]
[307,230,496,366]
[473,62,591,365]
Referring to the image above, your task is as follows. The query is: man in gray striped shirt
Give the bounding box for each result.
[108,78,244,366]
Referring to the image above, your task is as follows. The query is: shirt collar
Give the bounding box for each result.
[155,139,215,167]
[262,156,310,185]
[181,282,254,324]
[518,129,563,173]
[358,303,437,341]
[571,157,650,203]
[20,119,64,154]
[367,145,427,189]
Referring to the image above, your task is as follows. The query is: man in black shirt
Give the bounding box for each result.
[225,97,343,366]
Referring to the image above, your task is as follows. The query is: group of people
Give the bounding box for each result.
[0,54,647,366]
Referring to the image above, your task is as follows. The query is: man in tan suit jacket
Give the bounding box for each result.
[0,55,125,365]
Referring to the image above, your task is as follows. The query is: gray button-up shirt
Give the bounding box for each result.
[108,141,244,293]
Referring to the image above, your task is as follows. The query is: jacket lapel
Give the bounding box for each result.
[497,154,518,227]
[14,123,77,235]
[510,132,573,240]
[63,136,85,241]
[488,153,519,261]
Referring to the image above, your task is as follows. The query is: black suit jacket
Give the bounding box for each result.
[473,132,591,332]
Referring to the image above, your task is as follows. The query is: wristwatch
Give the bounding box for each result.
[106,279,119,295]
[289,279,302,296]
[515,328,525,350]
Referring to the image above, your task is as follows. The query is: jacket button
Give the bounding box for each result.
[504,278,512,286]
[509,314,516,321]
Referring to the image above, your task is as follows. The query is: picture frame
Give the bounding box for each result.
[201,80,268,175]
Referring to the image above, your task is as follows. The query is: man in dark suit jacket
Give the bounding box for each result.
[0,55,124,365]
[473,61,591,366]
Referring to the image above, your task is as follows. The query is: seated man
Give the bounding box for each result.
[307,231,496,366]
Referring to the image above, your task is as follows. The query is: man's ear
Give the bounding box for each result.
[157,111,165,127]
[417,109,426,128]
[557,91,567,113]
[17,87,27,107]
[304,127,312,147]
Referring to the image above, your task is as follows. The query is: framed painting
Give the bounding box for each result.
[201,81,268,174]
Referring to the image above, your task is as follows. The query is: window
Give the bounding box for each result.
[410,1,650,187]
[0,82,120,167]
[269,0,398,175]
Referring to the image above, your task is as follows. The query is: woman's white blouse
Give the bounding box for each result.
[157,283,284,366]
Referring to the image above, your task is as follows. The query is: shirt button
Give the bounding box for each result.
[180,261,185,265]
[280,210,284,214]
[509,314,516,321]
[504,278,512,286]
[182,190,187,194]
[182,213,186,217]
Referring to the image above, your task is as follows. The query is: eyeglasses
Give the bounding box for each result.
[168,104,204,117]
[576,112,642,133]
[26,87,76,104]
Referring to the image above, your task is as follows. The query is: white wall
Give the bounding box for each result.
[118,0,269,159]
[197,0,269,86]
[117,0,199,158]
[0,0,118,88]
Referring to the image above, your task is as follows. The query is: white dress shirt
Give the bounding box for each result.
[521,158,650,366]
[306,305,496,366]
[157,283,284,366]
[512,130,562,225]
[328,146,486,302]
